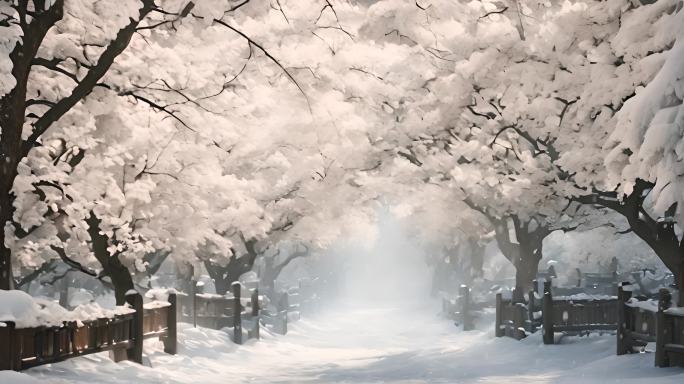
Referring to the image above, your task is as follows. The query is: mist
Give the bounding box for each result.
[321,211,434,308]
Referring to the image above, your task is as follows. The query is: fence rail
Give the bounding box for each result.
[616,282,658,355]
[442,285,491,331]
[542,281,618,344]
[178,282,260,344]
[0,292,176,371]
[495,288,542,340]
[655,289,684,367]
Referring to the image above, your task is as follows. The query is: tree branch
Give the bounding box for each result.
[23,0,156,155]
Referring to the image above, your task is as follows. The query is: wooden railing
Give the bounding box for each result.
[442,285,492,331]
[177,282,260,344]
[542,282,618,344]
[494,283,541,340]
[0,292,176,371]
[260,290,290,335]
[616,282,658,355]
[655,289,684,367]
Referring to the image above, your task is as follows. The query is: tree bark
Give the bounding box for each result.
[489,215,547,296]
[259,248,308,296]
[86,212,134,305]
[576,179,684,306]
[0,2,65,290]
[468,238,485,281]
[514,244,542,294]
[0,1,155,290]
[204,237,259,295]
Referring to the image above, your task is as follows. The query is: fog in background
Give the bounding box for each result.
[305,210,435,311]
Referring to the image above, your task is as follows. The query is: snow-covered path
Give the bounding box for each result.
[16,301,684,383]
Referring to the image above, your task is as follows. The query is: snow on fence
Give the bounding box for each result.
[578,271,619,296]
[542,280,618,345]
[258,277,322,336]
[0,292,176,371]
[615,282,684,367]
[296,277,321,314]
[617,282,659,355]
[260,290,290,335]
[178,281,260,344]
[494,281,542,340]
[655,289,684,367]
[443,285,491,331]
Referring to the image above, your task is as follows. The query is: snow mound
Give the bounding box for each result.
[69,289,95,307]
[626,298,659,312]
[145,287,177,303]
[0,290,38,326]
[0,371,42,384]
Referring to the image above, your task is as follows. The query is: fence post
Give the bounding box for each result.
[164,293,177,354]
[191,279,197,328]
[251,288,260,340]
[512,286,523,303]
[279,291,289,335]
[59,271,70,309]
[495,293,503,337]
[232,282,242,345]
[125,292,144,364]
[542,280,554,345]
[460,285,473,331]
[617,282,632,355]
[527,290,536,333]
[655,288,672,367]
[0,321,18,371]
[279,291,290,313]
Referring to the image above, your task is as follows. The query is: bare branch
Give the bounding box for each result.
[213,19,311,111]
[23,0,156,155]
[479,7,508,19]
[50,245,98,277]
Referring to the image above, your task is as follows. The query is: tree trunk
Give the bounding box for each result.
[489,215,548,299]
[59,271,70,308]
[108,257,135,305]
[578,180,684,307]
[0,114,23,290]
[514,247,542,295]
[86,212,134,305]
[258,248,307,298]
[469,238,485,281]
[677,266,684,308]
[205,256,255,295]
[204,237,260,295]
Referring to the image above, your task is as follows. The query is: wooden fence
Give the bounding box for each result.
[258,278,321,336]
[178,282,260,344]
[542,281,618,344]
[443,285,491,331]
[0,292,176,371]
[495,286,541,340]
[655,289,684,367]
[616,282,658,355]
[259,290,290,335]
[580,271,619,296]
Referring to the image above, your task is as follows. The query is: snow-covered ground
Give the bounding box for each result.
[5,300,684,383]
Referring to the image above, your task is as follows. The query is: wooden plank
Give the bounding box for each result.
[495,293,503,338]
[554,324,617,332]
[126,292,144,364]
[655,288,672,367]
[232,282,242,345]
[543,280,554,345]
[164,293,177,354]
